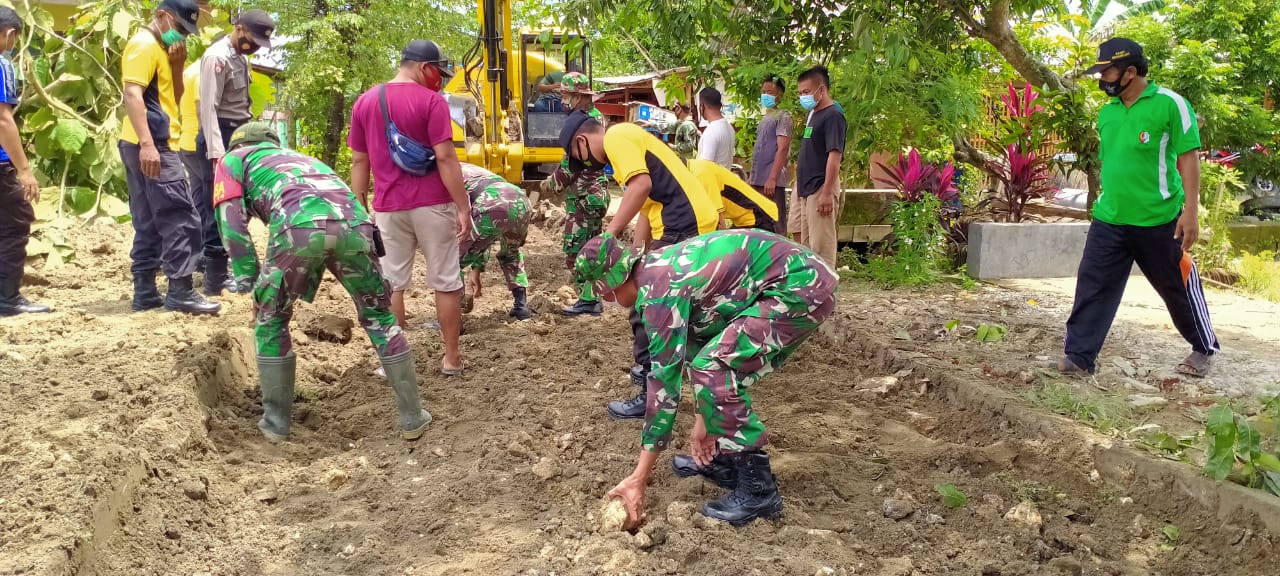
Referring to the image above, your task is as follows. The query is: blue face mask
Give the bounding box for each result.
[760,94,777,109]
[799,94,818,111]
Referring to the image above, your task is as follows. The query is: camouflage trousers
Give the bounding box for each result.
[254,221,408,359]
[459,200,531,292]
[563,177,608,298]
[680,293,837,453]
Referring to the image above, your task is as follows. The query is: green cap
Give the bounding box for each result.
[229,122,281,150]
[573,234,639,294]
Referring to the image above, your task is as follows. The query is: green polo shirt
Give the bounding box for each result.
[1094,82,1200,227]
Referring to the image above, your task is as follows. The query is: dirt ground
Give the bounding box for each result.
[2,219,1277,576]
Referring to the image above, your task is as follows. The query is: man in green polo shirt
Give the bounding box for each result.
[1060,38,1219,378]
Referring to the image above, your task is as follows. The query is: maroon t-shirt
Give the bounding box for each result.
[348,82,454,212]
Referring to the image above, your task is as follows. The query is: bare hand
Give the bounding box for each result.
[139,143,162,179]
[1174,210,1199,252]
[689,414,718,467]
[456,209,472,242]
[762,178,777,197]
[168,41,187,68]
[466,269,483,299]
[18,168,39,203]
[605,475,647,532]
[817,189,835,216]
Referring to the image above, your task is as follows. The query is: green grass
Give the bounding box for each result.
[1026,382,1133,435]
[1236,251,1280,303]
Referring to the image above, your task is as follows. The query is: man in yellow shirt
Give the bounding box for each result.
[688,159,779,232]
[118,0,219,315]
[562,115,719,419]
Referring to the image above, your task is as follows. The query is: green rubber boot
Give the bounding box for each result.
[257,353,297,442]
[381,351,432,440]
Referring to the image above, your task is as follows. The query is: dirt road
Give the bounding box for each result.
[2,222,1275,575]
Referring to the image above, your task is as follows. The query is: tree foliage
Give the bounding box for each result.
[1113,0,1280,155]
[240,0,476,172]
[11,0,138,215]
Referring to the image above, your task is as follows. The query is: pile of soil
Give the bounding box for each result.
[1,222,1275,575]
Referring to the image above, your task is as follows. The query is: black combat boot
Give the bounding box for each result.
[672,453,739,489]
[700,451,783,526]
[509,287,532,320]
[164,276,222,315]
[630,364,645,386]
[131,270,164,311]
[0,276,51,316]
[606,387,646,419]
[561,298,603,316]
[202,255,236,296]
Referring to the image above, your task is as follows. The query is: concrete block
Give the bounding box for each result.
[967,222,1139,279]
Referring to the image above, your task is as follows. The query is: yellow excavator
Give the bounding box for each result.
[444,0,590,185]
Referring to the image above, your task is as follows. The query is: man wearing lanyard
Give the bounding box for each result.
[198,9,275,295]
[794,66,845,266]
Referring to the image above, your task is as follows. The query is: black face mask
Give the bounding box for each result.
[1099,69,1132,98]
[237,34,260,55]
[569,137,595,172]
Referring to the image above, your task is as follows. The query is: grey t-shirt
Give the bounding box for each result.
[749,109,793,187]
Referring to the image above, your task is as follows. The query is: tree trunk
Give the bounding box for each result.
[321,89,345,167]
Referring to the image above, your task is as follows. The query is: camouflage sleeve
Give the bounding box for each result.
[674,123,699,155]
[542,159,576,195]
[640,295,693,452]
[216,201,258,291]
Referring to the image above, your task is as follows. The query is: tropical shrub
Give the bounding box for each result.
[983,82,1056,223]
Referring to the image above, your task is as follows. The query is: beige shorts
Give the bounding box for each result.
[376,205,464,293]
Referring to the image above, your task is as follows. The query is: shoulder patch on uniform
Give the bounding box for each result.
[1156,87,1192,133]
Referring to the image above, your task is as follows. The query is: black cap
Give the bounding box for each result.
[159,0,199,34]
[236,9,275,49]
[403,40,454,79]
[559,110,594,155]
[1086,38,1144,75]
[403,40,449,64]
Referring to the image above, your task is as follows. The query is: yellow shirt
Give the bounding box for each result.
[178,62,200,152]
[120,30,180,150]
[603,122,719,242]
[688,159,779,229]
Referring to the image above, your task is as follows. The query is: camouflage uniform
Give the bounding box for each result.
[459,163,530,292]
[213,142,407,359]
[545,108,609,300]
[630,230,837,452]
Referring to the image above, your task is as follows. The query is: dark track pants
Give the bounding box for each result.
[1064,216,1220,372]
[119,142,199,278]
[191,118,245,259]
[0,163,34,296]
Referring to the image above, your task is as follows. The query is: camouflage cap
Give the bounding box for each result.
[229,122,282,150]
[561,72,593,94]
[574,234,639,293]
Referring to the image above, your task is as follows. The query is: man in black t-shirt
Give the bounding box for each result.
[794,65,845,265]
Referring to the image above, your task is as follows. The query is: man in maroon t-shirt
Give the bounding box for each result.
[349,39,471,376]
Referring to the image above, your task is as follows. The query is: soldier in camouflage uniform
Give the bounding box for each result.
[459,162,532,320]
[213,122,432,442]
[575,230,838,527]
[543,71,609,316]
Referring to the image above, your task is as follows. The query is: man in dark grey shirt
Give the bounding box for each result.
[749,74,793,235]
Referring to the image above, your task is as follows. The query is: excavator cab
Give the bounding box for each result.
[521,33,590,158]
[444,0,592,184]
